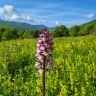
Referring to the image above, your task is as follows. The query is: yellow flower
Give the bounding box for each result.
[36,86,41,93]
[81,87,86,95]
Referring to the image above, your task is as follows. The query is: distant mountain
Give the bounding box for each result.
[0,19,55,31]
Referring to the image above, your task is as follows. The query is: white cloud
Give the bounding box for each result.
[84,13,94,18]
[0,5,19,15]
[4,14,34,21]
[55,20,60,25]
[0,5,46,23]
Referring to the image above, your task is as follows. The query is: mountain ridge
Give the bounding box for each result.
[0,19,55,31]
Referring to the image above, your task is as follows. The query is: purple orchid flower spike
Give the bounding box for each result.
[35,28,54,74]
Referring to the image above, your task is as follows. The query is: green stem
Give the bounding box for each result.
[43,56,46,96]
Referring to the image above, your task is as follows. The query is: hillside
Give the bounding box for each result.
[79,19,96,35]
[80,19,96,30]
[0,19,55,31]
[80,19,96,28]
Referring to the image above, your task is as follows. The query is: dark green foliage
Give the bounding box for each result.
[80,24,95,35]
[69,25,80,36]
[0,26,44,41]
[0,26,5,41]
[79,19,96,35]
[3,43,34,78]
[30,29,42,38]
[1,28,18,41]
[18,30,30,39]
[52,25,69,37]
[18,29,43,39]
[59,25,69,36]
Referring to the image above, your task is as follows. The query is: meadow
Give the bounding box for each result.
[0,36,96,96]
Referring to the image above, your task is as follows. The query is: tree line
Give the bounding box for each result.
[0,23,96,41]
[51,23,96,37]
[0,27,44,41]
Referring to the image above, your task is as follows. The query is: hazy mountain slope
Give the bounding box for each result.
[0,19,55,31]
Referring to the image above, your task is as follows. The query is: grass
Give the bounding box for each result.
[0,36,96,96]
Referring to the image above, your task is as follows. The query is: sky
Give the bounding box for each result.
[0,0,96,27]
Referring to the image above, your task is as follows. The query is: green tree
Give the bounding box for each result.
[30,29,41,38]
[83,24,94,35]
[0,26,5,41]
[18,30,26,39]
[1,28,18,41]
[52,25,68,37]
[69,25,80,36]
[10,28,18,39]
[59,25,69,36]
[52,26,59,37]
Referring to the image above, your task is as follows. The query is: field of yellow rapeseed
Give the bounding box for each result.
[0,36,96,96]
